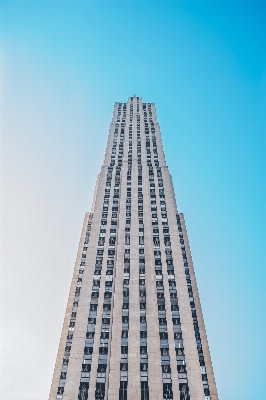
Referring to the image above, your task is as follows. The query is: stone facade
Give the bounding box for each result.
[49,96,218,400]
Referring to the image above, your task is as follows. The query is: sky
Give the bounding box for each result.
[1,1,266,399]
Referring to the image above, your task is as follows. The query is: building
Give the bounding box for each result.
[49,96,219,400]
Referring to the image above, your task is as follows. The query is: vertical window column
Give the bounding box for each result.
[137,102,149,399]
[148,166,173,399]
[118,101,132,400]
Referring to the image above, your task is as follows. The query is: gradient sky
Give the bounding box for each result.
[1,1,266,400]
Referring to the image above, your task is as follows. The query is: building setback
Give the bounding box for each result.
[49,96,218,400]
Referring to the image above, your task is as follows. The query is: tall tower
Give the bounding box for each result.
[49,96,218,400]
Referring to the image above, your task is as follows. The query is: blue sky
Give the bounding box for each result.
[1,1,266,399]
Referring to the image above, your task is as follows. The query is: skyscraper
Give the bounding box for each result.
[49,96,218,400]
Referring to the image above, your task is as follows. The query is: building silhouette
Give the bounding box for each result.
[49,96,218,400]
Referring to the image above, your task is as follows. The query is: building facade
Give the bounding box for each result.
[49,96,218,400]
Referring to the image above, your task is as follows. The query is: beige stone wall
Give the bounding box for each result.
[49,96,218,400]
